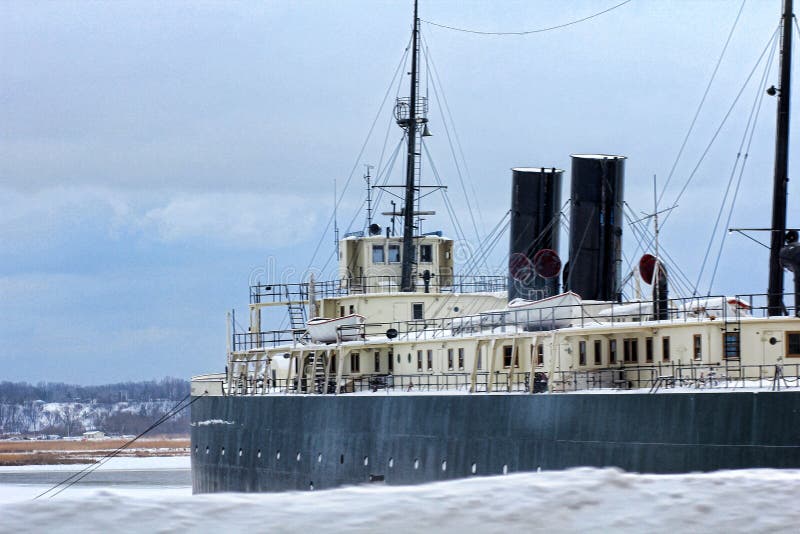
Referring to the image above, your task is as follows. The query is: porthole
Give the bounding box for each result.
[414,458,420,470]
[238,448,243,457]
[471,463,477,474]
[276,450,281,460]
[453,306,460,313]
[363,456,369,466]
[318,453,323,463]
[221,447,226,456]
[388,457,394,468]
[441,460,447,472]
[257,449,262,459]
[502,464,508,475]
[296,452,302,462]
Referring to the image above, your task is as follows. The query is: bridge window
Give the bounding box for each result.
[447,348,454,370]
[645,337,653,363]
[388,244,401,263]
[578,341,586,366]
[594,340,602,365]
[693,335,702,361]
[662,337,671,362]
[787,332,800,357]
[372,245,385,264]
[458,348,465,370]
[419,244,433,263]
[623,338,638,363]
[724,333,740,360]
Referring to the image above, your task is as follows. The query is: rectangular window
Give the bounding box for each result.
[724,332,741,360]
[427,349,433,371]
[578,341,587,366]
[374,351,380,373]
[623,338,638,363]
[417,350,423,372]
[537,344,544,366]
[503,345,513,368]
[350,352,360,373]
[412,303,424,320]
[388,351,394,372]
[349,305,355,315]
[693,334,702,360]
[447,348,454,370]
[787,332,800,358]
[458,348,465,370]
[594,340,602,365]
[372,245,385,264]
[645,337,653,363]
[419,244,433,263]
[330,353,336,373]
[609,339,617,364]
[477,347,483,370]
[388,244,401,263]
[339,306,345,318]
[662,337,671,362]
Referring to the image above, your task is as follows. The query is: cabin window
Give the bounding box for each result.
[458,348,465,370]
[477,347,483,370]
[339,306,345,318]
[724,332,740,360]
[427,350,433,371]
[609,339,618,364]
[330,354,337,373]
[447,349,454,370]
[407,353,411,364]
[417,350,423,372]
[537,344,544,366]
[662,337,671,362]
[594,340,602,365]
[693,334,702,361]
[503,345,513,368]
[374,351,381,373]
[388,244,401,263]
[349,305,355,315]
[350,352,360,373]
[787,332,800,358]
[419,244,433,263]
[578,341,586,366]
[372,245,385,264]
[388,351,394,372]
[623,338,638,363]
[412,303,424,320]
[645,337,653,363]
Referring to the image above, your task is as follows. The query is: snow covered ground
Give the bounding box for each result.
[1,465,800,533]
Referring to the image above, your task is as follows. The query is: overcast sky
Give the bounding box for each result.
[1,0,797,384]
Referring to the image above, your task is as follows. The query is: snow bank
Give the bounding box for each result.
[2,468,800,533]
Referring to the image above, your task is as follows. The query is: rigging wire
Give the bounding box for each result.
[657,0,747,207]
[421,0,633,36]
[706,32,779,295]
[35,393,203,500]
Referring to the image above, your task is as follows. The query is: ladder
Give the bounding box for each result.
[287,301,307,330]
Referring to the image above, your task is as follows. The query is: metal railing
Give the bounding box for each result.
[249,275,507,304]
[551,362,800,393]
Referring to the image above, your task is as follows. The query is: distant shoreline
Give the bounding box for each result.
[0,435,189,466]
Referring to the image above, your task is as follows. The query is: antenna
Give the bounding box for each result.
[364,164,375,228]
[333,178,339,257]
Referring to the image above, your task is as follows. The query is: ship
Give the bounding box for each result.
[191,0,800,493]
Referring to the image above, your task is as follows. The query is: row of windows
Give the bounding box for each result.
[371,244,433,264]
[339,302,425,320]
[574,334,737,366]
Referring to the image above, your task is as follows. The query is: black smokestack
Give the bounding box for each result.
[566,154,626,301]
[508,167,563,301]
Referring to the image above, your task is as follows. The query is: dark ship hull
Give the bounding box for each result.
[191,391,800,493]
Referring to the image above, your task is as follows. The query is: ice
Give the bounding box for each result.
[1,467,800,533]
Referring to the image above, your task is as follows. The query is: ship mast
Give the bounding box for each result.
[400,0,421,292]
[767,0,794,316]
